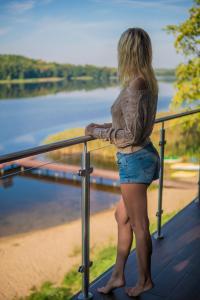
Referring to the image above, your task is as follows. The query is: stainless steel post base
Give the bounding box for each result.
[77,291,93,300]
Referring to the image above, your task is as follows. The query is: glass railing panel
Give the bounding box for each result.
[0,144,84,299]
[0,112,199,299]
[88,141,120,283]
[86,114,199,284]
[87,128,161,283]
[161,115,199,228]
[145,124,162,233]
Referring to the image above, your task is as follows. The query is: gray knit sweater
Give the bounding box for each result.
[89,78,158,153]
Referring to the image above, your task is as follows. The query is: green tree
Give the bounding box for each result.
[164,0,200,157]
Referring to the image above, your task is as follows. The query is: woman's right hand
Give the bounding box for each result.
[84,122,112,136]
[84,123,104,136]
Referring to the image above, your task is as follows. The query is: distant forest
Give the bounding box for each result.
[0,54,175,80]
[0,55,117,81]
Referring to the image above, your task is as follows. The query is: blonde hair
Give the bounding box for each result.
[117,27,158,95]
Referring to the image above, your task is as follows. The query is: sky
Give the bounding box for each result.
[0,0,193,68]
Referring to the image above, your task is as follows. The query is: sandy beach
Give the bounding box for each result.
[0,175,198,300]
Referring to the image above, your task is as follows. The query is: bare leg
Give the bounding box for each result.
[97,196,133,293]
[120,183,154,297]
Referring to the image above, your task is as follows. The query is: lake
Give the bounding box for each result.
[0,80,175,155]
[0,79,177,237]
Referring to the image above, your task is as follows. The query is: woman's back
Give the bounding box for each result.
[91,76,158,154]
[110,76,158,153]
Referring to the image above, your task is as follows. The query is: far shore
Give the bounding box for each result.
[0,74,175,85]
[0,75,105,84]
[0,77,66,84]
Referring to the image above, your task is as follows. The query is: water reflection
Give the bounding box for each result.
[0,175,120,237]
[0,78,118,100]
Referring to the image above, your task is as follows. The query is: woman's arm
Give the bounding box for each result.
[85,122,112,137]
[103,122,112,128]
[88,88,148,147]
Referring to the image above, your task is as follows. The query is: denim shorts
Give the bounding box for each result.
[116,141,161,184]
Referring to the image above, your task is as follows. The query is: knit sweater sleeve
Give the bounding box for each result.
[89,88,149,147]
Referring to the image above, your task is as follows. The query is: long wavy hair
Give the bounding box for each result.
[117,27,158,95]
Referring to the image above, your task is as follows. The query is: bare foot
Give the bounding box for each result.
[125,278,154,297]
[97,274,125,294]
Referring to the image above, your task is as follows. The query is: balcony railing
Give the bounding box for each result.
[0,108,199,300]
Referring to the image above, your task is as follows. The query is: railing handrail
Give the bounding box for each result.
[0,108,199,164]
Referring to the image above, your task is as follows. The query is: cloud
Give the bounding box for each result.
[33,17,123,40]
[0,15,184,68]
[7,0,35,14]
[0,1,188,68]
[6,0,55,15]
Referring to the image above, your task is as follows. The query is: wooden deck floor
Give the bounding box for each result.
[72,198,200,300]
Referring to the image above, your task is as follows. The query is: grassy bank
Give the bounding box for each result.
[19,209,179,300]
[42,110,198,163]
[71,76,94,80]
[0,76,100,84]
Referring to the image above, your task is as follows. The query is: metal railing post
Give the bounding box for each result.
[194,159,200,206]
[153,122,165,240]
[198,162,200,205]
[77,142,93,300]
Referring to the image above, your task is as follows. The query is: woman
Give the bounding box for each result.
[85,27,160,297]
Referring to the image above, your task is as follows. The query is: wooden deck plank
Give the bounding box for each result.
[71,199,200,300]
[165,272,200,300]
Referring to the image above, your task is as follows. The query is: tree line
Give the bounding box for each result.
[0,54,175,81]
[0,54,117,80]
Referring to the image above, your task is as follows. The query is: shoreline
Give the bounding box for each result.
[0,204,115,243]
[0,77,66,84]
[0,74,175,85]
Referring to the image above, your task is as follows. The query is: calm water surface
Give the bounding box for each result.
[0,81,174,154]
[0,80,175,237]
